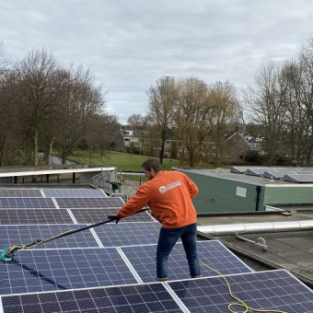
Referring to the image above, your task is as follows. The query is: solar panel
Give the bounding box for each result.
[263,168,313,180]
[42,189,107,198]
[297,167,313,173]
[0,225,99,249]
[70,208,153,224]
[246,168,266,176]
[0,198,56,209]
[168,269,313,313]
[264,169,298,180]
[231,166,313,180]
[0,248,137,295]
[55,197,124,209]
[94,222,160,247]
[231,166,275,175]
[283,173,313,183]
[1,283,184,313]
[0,209,74,225]
[121,240,253,283]
[3,186,311,313]
[230,166,246,174]
[0,189,42,198]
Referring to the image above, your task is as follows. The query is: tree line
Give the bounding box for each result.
[0,44,120,166]
[245,39,313,166]
[128,39,313,167]
[145,77,240,167]
[2,38,313,167]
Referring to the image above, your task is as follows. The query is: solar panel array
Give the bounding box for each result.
[70,208,153,224]
[42,188,107,198]
[121,241,252,283]
[0,189,42,198]
[231,166,313,183]
[55,197,124,209]
[0,198,56,209]
[0,225,100,249]
[1,283,183,313]
[1,248,138,295]
[168,270,313,312]
[0,209,74,225]
[1,187,313,312]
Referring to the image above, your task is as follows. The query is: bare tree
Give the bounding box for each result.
[0,40,9,73]
[54,66,105,164]
[297,40,313,165]
[174,78,211,167]
[0,70,25,165]
[0,45,109,166]
[279,60,306,164]
[127,114,147,130]
[244,61,287,165]
[147,76,177,164]
[208,81,240,166]
[16,48,59,165]
[36,67,75,165]
[86,113,122,154]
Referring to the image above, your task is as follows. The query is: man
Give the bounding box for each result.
[108,158,202,281]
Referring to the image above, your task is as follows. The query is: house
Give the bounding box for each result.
[119,129,142,149]
[224,132,250,164]
[120,128,184,158]
[119,127,266,164]
[246,136,264,151]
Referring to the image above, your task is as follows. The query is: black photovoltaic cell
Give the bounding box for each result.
[1,283,183,313]
[56,197,124,208]
[94,222,160,247]
[0,189,42,198]
[169,270,313,313]
[42,188,107,198]
[71,208,153,224]
[0,225,99,249]
[0,248,137,295]
[0,198,56,209]
[121,240,253,283]
[0,209,74,225]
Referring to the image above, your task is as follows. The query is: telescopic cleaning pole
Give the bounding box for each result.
[1,208,148,262]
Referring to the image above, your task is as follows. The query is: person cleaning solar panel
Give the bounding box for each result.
[108,157,202,281]
[0,209,148,262]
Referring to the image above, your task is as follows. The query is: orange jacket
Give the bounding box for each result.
[118,170,198,228]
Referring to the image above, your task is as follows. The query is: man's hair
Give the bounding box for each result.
[142,158,162,173]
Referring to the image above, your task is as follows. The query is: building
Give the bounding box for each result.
[246,136,265,151]
[0,167,313,311]
[225,132,250,164]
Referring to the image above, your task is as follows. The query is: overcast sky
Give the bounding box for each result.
[1,1,313,124]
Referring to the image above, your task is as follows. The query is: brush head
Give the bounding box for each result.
[1,247,14,262]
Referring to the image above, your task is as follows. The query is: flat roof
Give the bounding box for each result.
[197,206,313,287]
[0,181,312,311]
[173,167,313,187]
[0,167,116,178]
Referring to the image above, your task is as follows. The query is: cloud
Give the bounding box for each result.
[1,0,313,123]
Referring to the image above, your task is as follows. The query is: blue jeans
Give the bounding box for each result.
[156,223,201,279]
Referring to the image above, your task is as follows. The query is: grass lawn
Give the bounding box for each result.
[67,150,181,171]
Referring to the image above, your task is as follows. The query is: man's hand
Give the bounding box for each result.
[107,214,121,224]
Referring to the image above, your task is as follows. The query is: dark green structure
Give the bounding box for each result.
[173,168,313,214]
